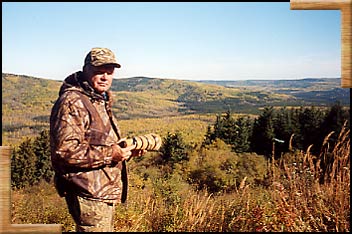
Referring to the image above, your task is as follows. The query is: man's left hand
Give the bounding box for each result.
[131,149,147,157]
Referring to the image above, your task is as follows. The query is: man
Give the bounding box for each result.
[50,47,145,232]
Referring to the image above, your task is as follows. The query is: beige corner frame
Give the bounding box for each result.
[1,1,351,233]
[0,146,61,233]
[291,0,352,88]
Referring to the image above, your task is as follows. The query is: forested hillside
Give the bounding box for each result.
[2,73,349,146]
[112,77,349,114]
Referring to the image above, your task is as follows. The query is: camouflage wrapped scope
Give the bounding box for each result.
[119,133,162,151]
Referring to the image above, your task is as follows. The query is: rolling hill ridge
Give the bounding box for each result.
[2,73,350,145]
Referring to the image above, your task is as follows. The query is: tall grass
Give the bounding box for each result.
[11,127,349,232]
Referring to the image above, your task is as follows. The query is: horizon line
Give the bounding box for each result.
[2,72,341,82]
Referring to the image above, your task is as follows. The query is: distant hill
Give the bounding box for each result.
[112,76,349,115]
[198,78,350,109]
[2,73,350,145]
[199,78,342,90]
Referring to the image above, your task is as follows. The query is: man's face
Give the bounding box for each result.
[86,65,115,94]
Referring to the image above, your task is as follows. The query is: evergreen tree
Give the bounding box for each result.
[221,110,237,142]
[203,125,215,146]
[11,137,37,188]
[202,111,253,153]
[160,132,190,165]
[250,106,275,158]
[273,107,293,156]
[297,106,325,154]
[33,129,54,182]
[204,111,234,147]
[288,107,301,149]
[231,116,253,153]
[213,114,224,140]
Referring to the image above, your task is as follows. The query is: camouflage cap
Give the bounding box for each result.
[84,47,121,68]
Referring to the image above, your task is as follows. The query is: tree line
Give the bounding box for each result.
[203,102,350,159]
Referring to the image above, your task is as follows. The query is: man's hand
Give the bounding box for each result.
[111,139,135,162]
[131,149,147,157]
[111,138,148,164]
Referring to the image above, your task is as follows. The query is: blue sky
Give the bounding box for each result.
[2,2,341,81]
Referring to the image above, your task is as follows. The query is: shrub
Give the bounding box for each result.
[187,139,267,193]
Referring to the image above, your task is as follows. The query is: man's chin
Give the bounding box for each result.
[95,88,108,94]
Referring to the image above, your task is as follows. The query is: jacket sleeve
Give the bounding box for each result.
[50,93,114,170]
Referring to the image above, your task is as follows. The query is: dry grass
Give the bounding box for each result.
[11,126,350,232]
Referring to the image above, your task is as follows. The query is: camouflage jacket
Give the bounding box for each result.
[50,71,127,204]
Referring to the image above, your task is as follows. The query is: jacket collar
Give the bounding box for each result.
[59,71,109,102]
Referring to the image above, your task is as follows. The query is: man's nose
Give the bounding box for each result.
[101,72,108,79]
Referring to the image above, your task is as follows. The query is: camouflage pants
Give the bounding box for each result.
[65,194,116,232]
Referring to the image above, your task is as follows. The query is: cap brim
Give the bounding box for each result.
[106,62,121,68]
[91,62,121,68]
